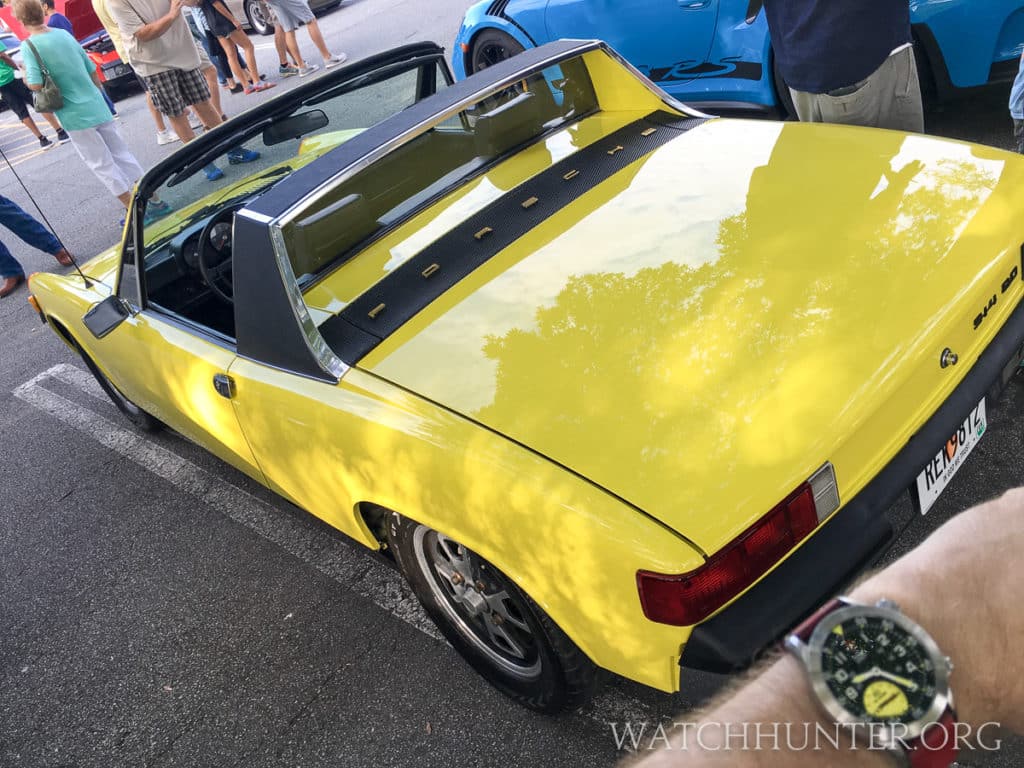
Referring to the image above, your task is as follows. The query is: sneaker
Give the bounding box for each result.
[279,65,299,77]
[187,112,202,130]
[143,199,173,225]
[243,85,256,95]
[226,147,260,164]
[56,129,71,143]
[204,164,225,181]
[156,128,178,146]
[298,64,319,77]
[324,53,347,68]
[39,136,54,150]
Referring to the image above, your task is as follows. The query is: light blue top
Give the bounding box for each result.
[1011,54,1024,121]
[22,28,111,132]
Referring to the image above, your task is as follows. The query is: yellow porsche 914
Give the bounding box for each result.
[27,40,1024,712]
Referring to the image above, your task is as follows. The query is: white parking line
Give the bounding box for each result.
[15,363,441,640]
[15,363,657,726]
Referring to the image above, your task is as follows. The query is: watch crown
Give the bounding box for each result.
[876,598,901,612]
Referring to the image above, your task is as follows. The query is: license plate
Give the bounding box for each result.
[104,64,130,78]
[915,398,987,515]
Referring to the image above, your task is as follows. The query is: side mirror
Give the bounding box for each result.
[263,110,330,145]
[83,295,130,339]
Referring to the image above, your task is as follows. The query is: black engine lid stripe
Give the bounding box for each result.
[320,111,706,364]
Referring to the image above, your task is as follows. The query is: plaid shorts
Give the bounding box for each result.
[143,67,210,118]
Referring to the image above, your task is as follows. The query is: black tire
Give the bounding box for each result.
[244,0,275,35]
[78,348,162,433]
[387,513,599,712]
[468,28,526,75]
[771,53,796,120]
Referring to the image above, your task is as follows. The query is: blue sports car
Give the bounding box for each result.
[453,0,1024,115]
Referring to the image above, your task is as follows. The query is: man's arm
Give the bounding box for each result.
[630,488,1024,767]
[109,0,184,43]
[0,52,17,69]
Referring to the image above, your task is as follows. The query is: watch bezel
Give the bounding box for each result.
[801,602,952,746]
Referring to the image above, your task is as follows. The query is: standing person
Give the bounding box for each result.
[181,7,228,119]
[41,0,74,33]
[92,0,181,144]
[105,0,259,178]
[42,0,120,119]
[14,0,169,222]
[755,0,923,132]
[265,0,345,73]
[198,0,273,94]
[0,194,74,298]
[187,3,237,89]
[0,36,68,149]
[1011,52,1024,154]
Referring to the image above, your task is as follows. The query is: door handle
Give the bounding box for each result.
[213,373,235,399]
[677,0,712,8]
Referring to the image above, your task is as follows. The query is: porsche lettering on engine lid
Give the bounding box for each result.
[914,398,987,515]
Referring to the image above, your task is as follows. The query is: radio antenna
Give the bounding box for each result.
[0,140,91,287]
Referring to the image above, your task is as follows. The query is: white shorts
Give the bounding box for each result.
[69,121,144,198]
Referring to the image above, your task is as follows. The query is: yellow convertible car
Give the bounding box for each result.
[27,40,1024,712]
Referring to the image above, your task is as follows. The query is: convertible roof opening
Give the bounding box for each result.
[280,54,600,286]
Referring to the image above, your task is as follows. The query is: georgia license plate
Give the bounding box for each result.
[914,398,987,515]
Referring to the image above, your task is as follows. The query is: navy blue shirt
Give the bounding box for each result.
[46,12,74,35]
[763,0,911,94]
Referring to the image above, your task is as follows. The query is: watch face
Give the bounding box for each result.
[803,603,952,737]
[819,615,936,724]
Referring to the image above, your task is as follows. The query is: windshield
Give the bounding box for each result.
[280,55,598,287]
[130,54,450,341]
[141,57,450,260]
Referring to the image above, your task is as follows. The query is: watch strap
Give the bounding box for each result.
[790,598,959,768]
[791,597,846,642]
[906,707,958,768]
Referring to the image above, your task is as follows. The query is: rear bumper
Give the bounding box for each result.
[680,293,1024,674]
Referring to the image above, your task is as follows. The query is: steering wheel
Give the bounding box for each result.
[198,207,237,303]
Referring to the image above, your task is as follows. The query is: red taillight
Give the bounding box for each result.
[637,483,821,626]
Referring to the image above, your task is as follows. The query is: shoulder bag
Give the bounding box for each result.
[23,38,63,113]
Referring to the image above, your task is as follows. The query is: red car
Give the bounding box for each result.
[0,0,136,99]
[80,29,136,97]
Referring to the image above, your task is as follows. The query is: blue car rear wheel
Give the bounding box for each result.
[469,28,525,75]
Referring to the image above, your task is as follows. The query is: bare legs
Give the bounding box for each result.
[201,65,224,118]
[222,29,264,87]
[145,92,168,132]
[39,111,62,134]
[280,29,308,68]
[304,18,333,60]
[273,24,300,68]
[20,115,43,139]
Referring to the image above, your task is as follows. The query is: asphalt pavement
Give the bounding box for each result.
[2,4,1024,766]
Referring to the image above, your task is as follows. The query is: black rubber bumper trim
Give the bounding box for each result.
[679,294,1024,674]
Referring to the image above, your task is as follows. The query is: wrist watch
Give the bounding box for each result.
[785,597,958,767]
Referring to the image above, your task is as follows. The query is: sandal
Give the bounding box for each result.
[254,81,276,92]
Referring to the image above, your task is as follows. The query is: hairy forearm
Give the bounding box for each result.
[132,10,179,41]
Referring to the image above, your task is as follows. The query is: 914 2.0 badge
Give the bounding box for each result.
[914,398,987,515]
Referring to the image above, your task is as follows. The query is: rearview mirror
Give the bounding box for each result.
[263,110,330,145]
